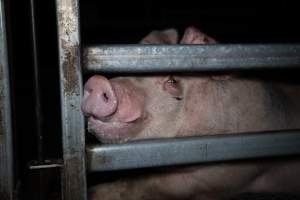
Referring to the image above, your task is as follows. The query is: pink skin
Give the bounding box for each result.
[82,76,146,142]
[82,27,300,200]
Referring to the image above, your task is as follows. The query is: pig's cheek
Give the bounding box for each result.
[176,87,214,136]
[177,81,235,137]
[137,102,181,139]
[178,103,216,136]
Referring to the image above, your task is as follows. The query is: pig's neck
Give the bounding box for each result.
[279,83,300,129]
[244,83,300,195]
[245,157,300,195]
[263,81,300,130]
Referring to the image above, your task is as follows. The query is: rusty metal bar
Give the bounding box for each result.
[83,44,300,73]
[0,0,14,198]
[55,0,87,199]
[87,130,300,172]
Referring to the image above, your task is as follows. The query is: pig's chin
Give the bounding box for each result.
[87,116,141,144]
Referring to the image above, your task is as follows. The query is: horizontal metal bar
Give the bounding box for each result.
[86,130,300,172]
[29,164,63,170]
[28,159,63,170]
[83,44,300,73]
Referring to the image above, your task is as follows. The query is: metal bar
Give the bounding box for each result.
[30,0,44,163]
[29,1,45,199]
[55,0,87,199]
[0,0,14,198]
[87,130,300,172]
[84,44,300,73]
[28,159,63,170]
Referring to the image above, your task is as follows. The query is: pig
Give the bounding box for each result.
[81,27,300,200]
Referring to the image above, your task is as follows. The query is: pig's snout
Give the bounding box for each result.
[82,75,145,127]
[81,75,118,121]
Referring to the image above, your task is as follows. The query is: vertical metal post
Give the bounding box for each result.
[55,0,87,200]
[30,0,44,164]
[29,0,46,199]
[0,0,14,199]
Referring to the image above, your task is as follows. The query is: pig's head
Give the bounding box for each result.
[81,27,289,144]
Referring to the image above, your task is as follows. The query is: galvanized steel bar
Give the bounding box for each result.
[84,44,300,73]
[87,130,300,172]
[0,0,14,199]
[55,0,87,199]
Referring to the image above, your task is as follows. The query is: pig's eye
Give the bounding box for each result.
[164,76,183,100]
[167,76,178,84]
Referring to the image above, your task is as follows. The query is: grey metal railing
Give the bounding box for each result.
[83,44,300,73]
[55,0,300,199]
[83,44,300,173]
[0,0,14,199]
[87,130,300,172]
[55,0,87,200]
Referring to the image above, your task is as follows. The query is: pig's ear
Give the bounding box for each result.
[140,28,179,44]
[181,27,232,80]
[180,26,217,44]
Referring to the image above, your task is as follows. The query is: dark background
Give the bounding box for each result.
[5,0,300,199]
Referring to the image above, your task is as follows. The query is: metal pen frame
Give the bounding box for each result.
[0,0,14,199]
[84,44,300,73]
[55,0,300,199]
[55,0,87,200]
[87,130,300,172]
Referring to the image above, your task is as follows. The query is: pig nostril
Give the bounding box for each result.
[102,92,109,103]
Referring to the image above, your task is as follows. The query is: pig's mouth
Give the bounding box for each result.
[87,114,145,144]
